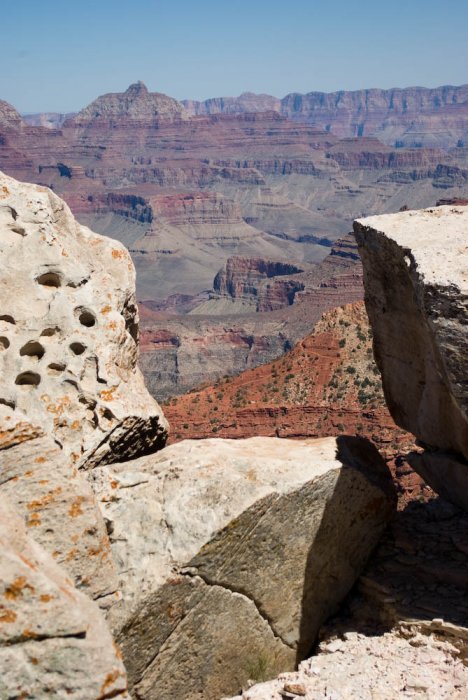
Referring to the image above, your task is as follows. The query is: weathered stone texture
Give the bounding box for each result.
[355,206,468,458]
[0,405,118,604]
[355,206,468,507]
[91,435,395,699]
[0,495,129,699]
[0,170,168,467]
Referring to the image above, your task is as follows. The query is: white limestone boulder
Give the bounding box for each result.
[0,495,129,699]
[0,171,168,468]
[355,206,468,508]
[0,404,118,606]
[354,206,468,460]
[91,435,395,699]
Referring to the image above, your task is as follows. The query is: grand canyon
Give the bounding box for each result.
[2,80,468,397]
[1,72,468,700]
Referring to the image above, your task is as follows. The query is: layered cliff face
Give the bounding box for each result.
[68,81,188,126]
[1,83,468,313]
[184,84,468,147]
[139,236,364,399]
[0,100,23,128]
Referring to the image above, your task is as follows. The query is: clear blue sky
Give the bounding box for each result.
[2,0,467,113]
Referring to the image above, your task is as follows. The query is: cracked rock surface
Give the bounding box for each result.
[0,494,129,699]
[0,171,168,468]
[0,405,118,605]
[91,435,395,699]
[354,206,468,507]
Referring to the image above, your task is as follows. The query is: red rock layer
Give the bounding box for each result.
[164,302,425,503]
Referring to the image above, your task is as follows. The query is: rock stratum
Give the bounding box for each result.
[184,83,468,148]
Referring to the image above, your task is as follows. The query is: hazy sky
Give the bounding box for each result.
[2,0,468,113]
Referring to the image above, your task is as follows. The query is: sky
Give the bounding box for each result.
[2,0,468,113]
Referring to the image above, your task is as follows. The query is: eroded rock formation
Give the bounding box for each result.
[91,435,395,699]
[354,205,468,508]
[0,171,168,467]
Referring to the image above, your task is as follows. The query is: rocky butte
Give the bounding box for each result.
[1,173,467,700]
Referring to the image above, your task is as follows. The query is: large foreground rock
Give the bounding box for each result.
[0,171,168,468]
[354,206,468,506]
[91,435,395,699]
[0,495,129,699]
[0,405,118,605]
[354,206,468,458]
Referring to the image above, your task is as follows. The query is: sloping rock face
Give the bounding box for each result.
[0,494,129,699]
[354,206,468,507]
[68,81,188,126]
[0,171,168,467]
[90,435,395,699]
[0,405,118,605]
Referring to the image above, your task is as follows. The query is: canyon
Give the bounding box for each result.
[0,81,466,397]
[1,173,467,700]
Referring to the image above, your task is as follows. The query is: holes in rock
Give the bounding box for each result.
[47,362,66,376]
[19,341,45,360]
[70,342,86,356]
[0,398,15,409]
[36,271,62,288]
[75,307,96,328]
[0,337,10,350]
[15,371,41,387]
[0,315,15,325]
[41,327,60,337]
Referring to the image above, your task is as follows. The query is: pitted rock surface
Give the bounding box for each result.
[91,435,395,699]
[0,405,118,604]
[0,171,168,468]
[0,495,129,699]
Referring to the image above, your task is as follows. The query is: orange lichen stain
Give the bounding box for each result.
[100,670,121,694]
[30,657,39,665]
[101,304,112,315]
[100,387,116,402]
[107,321,117,331]
[22,629,39,639]
[34,456,46,464]
[65,548,78,562]
[61,249,69,257]
[38,479,49,486]
[71,420,81,431]
[24,471,34,478]
[112,641,124,660]
[27,512,42,527]
[4,576,35,600]
[46,396,71,416]
[111,249,124,259]
[27,486,63,511]
[69,496,85,518]
[111,480,119,490]
[39,594,53,603]
[0,609,17,624]
[0,185,10,199]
